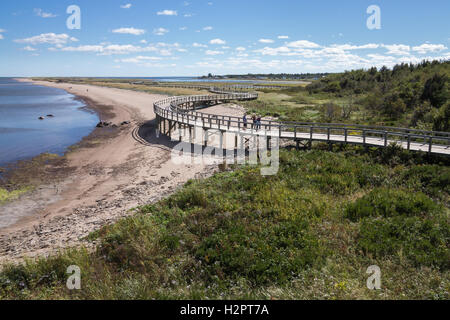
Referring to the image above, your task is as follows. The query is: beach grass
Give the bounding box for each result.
[1,145,448,300]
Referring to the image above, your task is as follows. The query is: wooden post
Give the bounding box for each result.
[429,136,433,154]
[407,134,411,150]
[363,129,366,147]
[168,121,172,140]
[344,128,348,143]
[384,131,388,147]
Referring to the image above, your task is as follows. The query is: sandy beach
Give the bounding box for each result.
[0,80,242,263]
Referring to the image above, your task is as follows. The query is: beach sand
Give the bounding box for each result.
[0,80,243,263]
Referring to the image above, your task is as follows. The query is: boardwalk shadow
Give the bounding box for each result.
[133,120,255,157]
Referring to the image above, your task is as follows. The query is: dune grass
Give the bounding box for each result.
[0,145,448,300]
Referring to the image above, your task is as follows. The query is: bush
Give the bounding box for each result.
[400,165,450,198]
[345,188,441,222]
[359,216,450,269]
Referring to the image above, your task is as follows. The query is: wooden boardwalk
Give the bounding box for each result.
[154,89,450,156]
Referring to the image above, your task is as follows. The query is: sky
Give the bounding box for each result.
[0,0,449,77]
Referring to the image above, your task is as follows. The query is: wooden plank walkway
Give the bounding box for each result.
[154,89,450,156]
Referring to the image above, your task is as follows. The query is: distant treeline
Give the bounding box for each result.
[200,73,331,80]
[306,60,449,131]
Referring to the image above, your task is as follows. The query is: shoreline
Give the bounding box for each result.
[0,79,221,264]
[0,80,109,178]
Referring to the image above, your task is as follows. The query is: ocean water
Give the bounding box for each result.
[0,78,99,167]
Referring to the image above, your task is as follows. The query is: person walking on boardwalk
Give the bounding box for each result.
[256,115,262,131]
[252,114,257,130]
[243,114,248,131]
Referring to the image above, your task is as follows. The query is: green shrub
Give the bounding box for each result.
[400,165,450,198]
[345,188,441,222]
[359,216,450,269]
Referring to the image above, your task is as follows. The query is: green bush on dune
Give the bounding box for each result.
[345,188,449,269]
[345,188,442,221]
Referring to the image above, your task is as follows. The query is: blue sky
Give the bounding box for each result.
[0,0,449,76]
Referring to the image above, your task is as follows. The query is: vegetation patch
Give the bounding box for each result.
[0,186,32,205]
[0,148,448,300]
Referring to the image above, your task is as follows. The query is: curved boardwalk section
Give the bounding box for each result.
[154,88,450,156]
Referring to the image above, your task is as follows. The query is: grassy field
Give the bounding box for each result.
[1,145,448,300]
[242,87,377,125]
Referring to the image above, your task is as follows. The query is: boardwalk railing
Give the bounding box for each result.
[154,88,450,155]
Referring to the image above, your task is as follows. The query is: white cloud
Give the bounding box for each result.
[286,40,321,48]
[278,35,289,39]
[412,43,447,54]
[0,35,3,40]
[61,45,104,53]
[59,42,184,56]
[179,26,187,31]
[254,46,291,56]
[23,46,37,51]
[206,50,224,55]
[331,43,379,50]
[259,39,274,44]
[382,44,410,55]
[236,47,246,51]
[153,28,169,36]
[119,56,163,63]
[193,42,208,48]
[184,13,193,17]
[112,27,146,35]
[14,33,76,45]
[59,44,168,56]
[210,38,226,45]
[120,4,132,9]
[34,8,57,18]
[157,10,177,16]
[203,26,213,31]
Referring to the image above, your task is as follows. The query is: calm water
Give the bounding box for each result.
[0,78,99,167]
